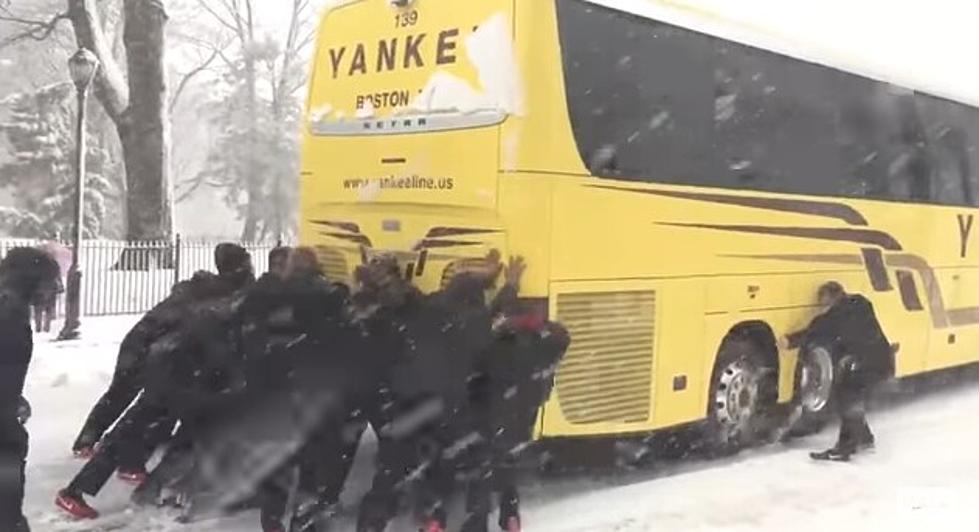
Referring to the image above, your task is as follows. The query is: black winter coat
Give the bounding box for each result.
[232,273,349,391]
[0,287,32,419]
[116,271,241,380]
[141,273,251,413]
[471,320,570,452]
[790,294,893,383]
[365,275,495,442]
[394,293,492,404]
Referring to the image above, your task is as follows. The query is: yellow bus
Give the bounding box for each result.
[299,0,979,450]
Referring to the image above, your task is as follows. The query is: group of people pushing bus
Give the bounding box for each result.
[50,244,569,532]
[0,241,893,532]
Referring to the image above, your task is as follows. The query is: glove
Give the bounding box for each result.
[17,396,31,425]
[836,355,867,389]
[839,355,861,374]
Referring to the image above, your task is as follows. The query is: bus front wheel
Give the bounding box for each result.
[705,337,777,455]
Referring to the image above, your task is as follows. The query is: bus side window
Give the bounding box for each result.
[916,92,976,207]
[711,40,848,198]
[895,95,933,202]
[556,0,979,208]
[556,2,715,185]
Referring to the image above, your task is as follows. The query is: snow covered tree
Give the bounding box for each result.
[0,81,116,238]
[177,0,313,242]
[0,0,174,246]
[189,42,302,243]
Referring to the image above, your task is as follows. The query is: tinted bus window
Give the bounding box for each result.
[556,1,716,183]
[556,0,979,207]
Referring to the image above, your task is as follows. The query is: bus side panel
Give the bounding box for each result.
[497,174,554,299]
[928,265,979,371]
[504,0,588,176]
[651,278,707,428]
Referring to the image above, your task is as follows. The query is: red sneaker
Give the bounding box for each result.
[262,516,285,532]
[117,469,148,484]
[505,516,521,532]
[422,518,446,532]
[55,489,99,520]
[72,446,96,459]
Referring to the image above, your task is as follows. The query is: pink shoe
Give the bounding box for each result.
[55,489,99,520]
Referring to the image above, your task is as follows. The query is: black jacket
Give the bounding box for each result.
[141,273,252,412]
[117,271,242,379]
[0,287,32,419]
[790,294,893,382]
[366,275,495,441]
[232,273,349,391]
[470,318,569,449]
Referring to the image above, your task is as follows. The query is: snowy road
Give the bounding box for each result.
[21,316,979,531]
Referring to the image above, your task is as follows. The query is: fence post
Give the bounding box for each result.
[174,233,182,287]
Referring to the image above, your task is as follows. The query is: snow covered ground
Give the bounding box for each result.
[21,316,979,531]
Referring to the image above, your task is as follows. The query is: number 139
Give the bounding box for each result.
[395,10,418,27]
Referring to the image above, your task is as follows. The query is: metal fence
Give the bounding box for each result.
[0,237,279,316]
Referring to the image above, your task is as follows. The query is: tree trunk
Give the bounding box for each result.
[239,0,261,243]
[67,0,173,249]
[121,0,172,241]
[239,72,262,241]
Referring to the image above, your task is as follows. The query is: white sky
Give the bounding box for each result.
[252,0,331,34]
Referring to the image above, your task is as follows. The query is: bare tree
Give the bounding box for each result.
[1,0,173,250]
[188,0,315,241]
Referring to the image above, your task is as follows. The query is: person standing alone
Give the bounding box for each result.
[0,248,63,531]
[32,241,70,333]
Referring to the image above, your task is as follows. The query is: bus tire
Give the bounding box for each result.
[787,344,836,437]
[705,337,775,455]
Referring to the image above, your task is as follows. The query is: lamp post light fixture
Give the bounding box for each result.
[57,48,99,341]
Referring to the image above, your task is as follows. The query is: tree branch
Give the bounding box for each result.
[0,11,68,48]
[67,0,129,123]
[169,46,221,114]
[194,0,238,34]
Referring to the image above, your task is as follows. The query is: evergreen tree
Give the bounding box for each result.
[0,82,115,238]
[190,38,301,243]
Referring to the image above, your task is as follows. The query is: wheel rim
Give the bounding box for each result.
[714,358,760,438]
[800,346,834,413]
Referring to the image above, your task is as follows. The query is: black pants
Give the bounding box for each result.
[259,415,366,531]
[835,384,874,453]
[32,299,55,333]
[0,416,28,530]
[462,408,537,531]
[355,394,426,532]
[74,350,144,451]
[69,398,172,496]
[360,411,486,532]
[356,434,419,532]
[833,358,876,453]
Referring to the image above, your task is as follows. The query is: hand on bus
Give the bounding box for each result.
[777,335,791,352]
[505,256,526,289]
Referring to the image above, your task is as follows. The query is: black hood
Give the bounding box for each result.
[0,247,61,301]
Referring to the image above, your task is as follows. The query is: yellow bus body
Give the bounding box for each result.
[301,0,979,438]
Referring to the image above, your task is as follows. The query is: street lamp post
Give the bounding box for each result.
[57,48,99,341]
